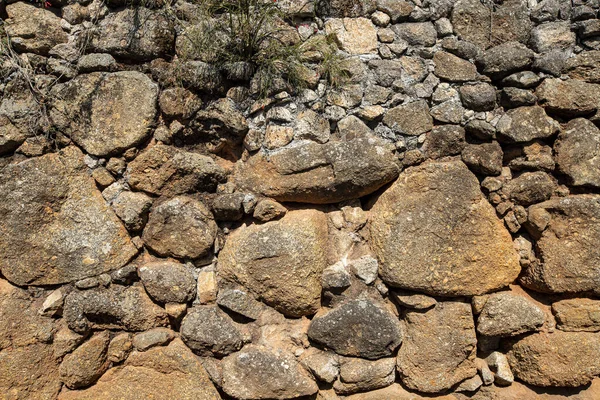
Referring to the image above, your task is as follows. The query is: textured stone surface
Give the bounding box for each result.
[138,261,197,304]
[370,160,520,296]
[5,2,68,54]
[397,301,477,393]
[180,306,244,356]
[51,72,158,157]
[308,299,402,360]
[0,147,137,286]
[235,136,399,204]
[434,51,479,82]
[219,210,328,317]
[383,100,433,135]
[536,78,600,117]
[334,357,396,395]
[555,118,600,188]
[552,299,600,332]
[325,18,378,54]
[221,345,318,399]
[59,331,110,389]
[496,106,560,143]
[476,292,545,337]
[508,332,600,387]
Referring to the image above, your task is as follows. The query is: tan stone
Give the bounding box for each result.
[325,18,378,55]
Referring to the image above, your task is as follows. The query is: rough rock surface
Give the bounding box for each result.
[476,292,545,337]
[59,331,110,389]
[555,118,600,188]
[51,72,158,157]
[552,299,600,332]
[536,78,600,117]
[180,306,244,356]
[397,301,477,393]
[138,261,197,304]
[5,2,68,54]
[0,147,137,286]
[496,106,560,143]
[219,210,328,317]
[370,160,520,296]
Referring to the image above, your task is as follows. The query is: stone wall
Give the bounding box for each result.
[1,0,600,399]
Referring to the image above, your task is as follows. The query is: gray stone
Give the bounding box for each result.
[555,118,600,188]
[502,171,556,206]
[322,263,352,291]
[392,22,437,47]
[158,87,202,120]
[138,261,197,304]
[132,328,175,351]
[295,109,330,143]
[77,53,117,73]
[307,299,402,360]
[212,193,245,221]
[459,83,496,111]
[477,292,545,337]
[461,142,503,176]
[487,351,514,386]
[112,191,152,232]
[217,288,265,320]
[377,0,414,22]
[300,348,339,384]
[383,100,432,135]
[478,42,535,79]
[536,78,600,117]
[349,255,379,285]
[496,106,560,143]
[502,71,543,88]
[501,87,538,108]
[180,306,244,357]
[430,100,465,124]
[529,21,576,53]
[433,51,479,82]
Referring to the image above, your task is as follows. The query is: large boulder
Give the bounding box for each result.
[58,339,221,400]
[5,2,68,54]
[221,345,318,399]
[126,144,226,196]
[0,147,137,286]
[90,7,175,61]
[522,195,600,295]
[50,72,158,157]
[370,160,520,296]
[218,210,327,317]
[234,136,399,204]
[307,299,402,360]
[397,301,477,393]
[507,331,600,387]
[142,196,217,260]
[536,78,600,117]
[555,119,600,188]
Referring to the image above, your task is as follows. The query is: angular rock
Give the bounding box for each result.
[300,348,339,384]
[222,345,318,399]
[434,51,479,82]
[108,333,133,363]
[0,147,137,286]
[552,299,600,332]
[334,357,396,395]
[377,0,414,22]
[138,261,197,304]
[142,196,217,260]
[555,118,600,188]
[392,22,437,47]
[219,210,327,317]
[461,142,503,176]
[5,2,68,55]
[501,87,538,108]
[478,42,535,79]
[180,306,244,356]
[522,195,600,294]
[536,78,600,117]
[295,109,330,143]
[496,105,560,143]
[430,99,465,124]
[370,160,520,296]
[477,292,545,337]
[566,50,600,83]
[325,18,378,55]
[383,100,433,136]
[126,144,226,196]
[316,0,376,18]
[425,125,466,159]
[59,339,220,400]
[132,328,175,351]
[112,191,152,232]
[459,83,497,111]
[502,171,556,206]
[307,299,402,360]
[158,87,202,120]
[502,71,543,88]
[397,301,477,393]
[235,136,399,204]
[529,21,576,53]
[59,331,110,389]
[507,331,600,387]
[390,290,437,310]
[51,72,158,157]
[90,7,175,61]
[212,193,245,221]
[63,285,169,333]
[217,287,265,320]
[487,351,514,386]
[322,263,352,291]
[253,199,287,222]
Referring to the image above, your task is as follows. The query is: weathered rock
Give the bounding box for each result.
[126,144,226,196]
[345,384,459,399]
[217,287,265,320]
[221,345,318,399]
[501,87,538,108]
[0,147,137,286]
[486,351,514,386]
[253,199,287,222]
[142,196,217,260]
[63,285,169,333]
[212,193,245,221]
[507,331,600,387]
[370,160,520,296]
[461,142,503,176]
[108,333,133,363]
[383,100,433,136]
[59,331,110,389]
[90,7,175,61]
[158,87,202,120]
[390,290,437,310]
[112,191,153,232]
[502,171,556,206]
[555,118,600,188]
[325,18,378,54]
[502,71,543,88]
[478,42,535,79]
[397,301,477,393]
[316,0,376,17]
[77,53,118,73]
[219,210,327,317]
[522,195,600,294]
[235,136,399,204]
[477,292,545,337]
[536,78,600,117]
[430,100,465,124]
[307,299,402,360]
[459,83,497,111]
[566,51,600,83]
[295,109,330,143]
[59,339,220,400]
[377,0,414,22]
[552,299,600,332]
[180,306,244,356]
[507,141,555,172]
[465,119,496,141]
[496,106,560,143]
[334,357,396,395]
[392,22,437,47]
[425,125,466,159]
[300,348,340,384]
[138,261,197,304]
[132,328,175,351]
[5,2,68,55]
[529,21,576,53]
[349,255,379,285]
[50,72,158,157]
[434,51,479,82]
[322,262,352,291]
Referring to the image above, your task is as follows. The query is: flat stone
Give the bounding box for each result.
[138,261,197,304]
[325,18,378,55]
[566,50,600,83]
[142,196,217,260]
[0,147,137,286]
[507,331,600,387]
[180,306,244,357]
[478,42,535,79]
[59,331,110,389]
[392,22,437,47]
[496,105,560,143]
[397,301,477,393]
[217,287,265,320]
[307,299,402,360]
[529,21,576,53]
[425,125,466,159]
[434,51,479,82]
[390,290,437,310]
[522,195,600,295]
[334,357,396,395]
[502,171,556,206]
[234,136,399,204]
[370,160,520,296]
[383,100,433,136]
[552,298,600,332]
[555,118,600,188]
[536,78,600,117]
[219,210,328,317]
[221,345,318,399]
[477,292,545,337]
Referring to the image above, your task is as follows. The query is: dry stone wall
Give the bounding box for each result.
[2,0,600,399]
